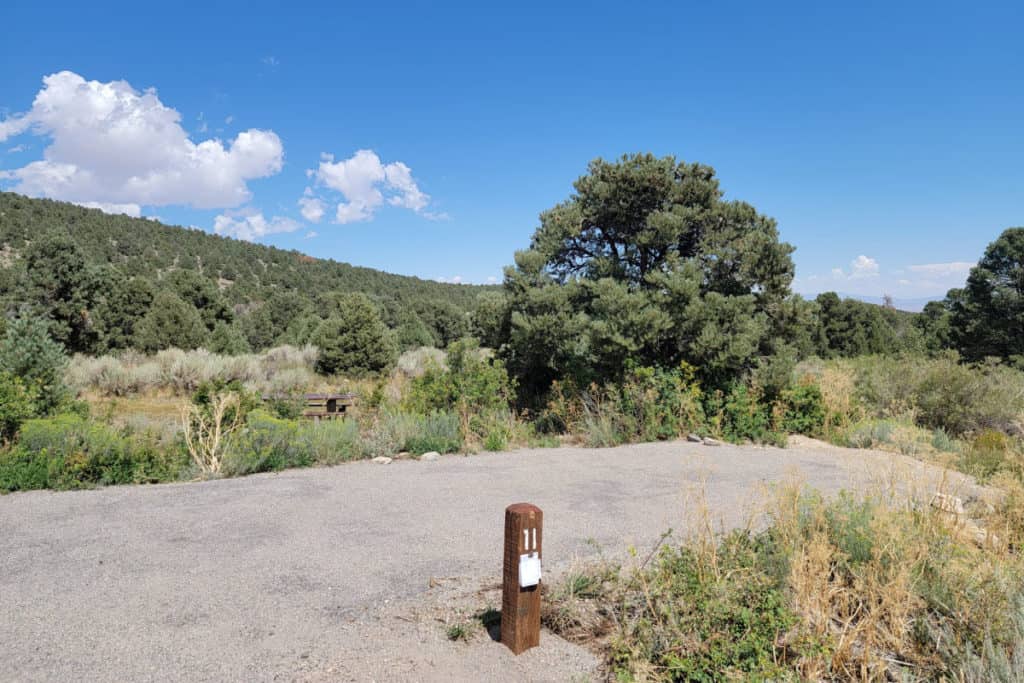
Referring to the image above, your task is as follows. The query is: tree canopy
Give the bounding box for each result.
[499,153,800,397]
[948,227,1024,362]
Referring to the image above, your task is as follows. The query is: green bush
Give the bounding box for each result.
[960,429,1013,481]
[777,381,826,436]
[710,383,783,445]
[0,415,188,491]
[845,354,1024,436]
[407,339,514,412]
[614,531,798,679]
[554,363,706,447]
[375,411,462,455]
[0,373,37,442]
[299,418,364,465]
[0,315,71,415]
[222,411,307,475]
[223,412,367,476]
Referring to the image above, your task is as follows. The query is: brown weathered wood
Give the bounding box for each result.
[261,393,356,420]
[501,502,542,654]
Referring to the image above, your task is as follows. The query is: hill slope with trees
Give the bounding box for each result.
[0,192,491,355]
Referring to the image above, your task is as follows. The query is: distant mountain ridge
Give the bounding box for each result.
[834,293,942,313]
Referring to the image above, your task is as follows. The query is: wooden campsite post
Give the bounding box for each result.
[501,502,543,654]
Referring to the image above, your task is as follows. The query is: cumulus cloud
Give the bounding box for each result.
[298,191,326,223]
[0,71,283,210]
[436,275,464,284]
[850,255,880,278]
[831,255,880,280]
[213,210,300,242]
[305,149,438,224]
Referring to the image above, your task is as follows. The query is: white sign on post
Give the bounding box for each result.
[518,527,542,588]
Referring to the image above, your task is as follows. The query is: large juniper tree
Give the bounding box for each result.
[948,227,1024,362]
[500,153,802,398]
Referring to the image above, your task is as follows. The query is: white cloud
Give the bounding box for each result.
[304,230,318,239]
[907,261,975,277]
[850,255,879,278]
[0,71,283,210]
[831,255,880,280]
[76,201,142,217]
[6,144,27,153]
[298,191,326,223]
[214,210,300,242]
[486,276,498,284]
[306,149,438,224]
[436,275,464,284]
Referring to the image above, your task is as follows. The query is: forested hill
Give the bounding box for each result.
[0,192,493,354]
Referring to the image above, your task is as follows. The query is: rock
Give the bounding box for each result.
[420,452,440,462]
[687,434,702,443]
[371,456,393,465]
[931,493,965,516]
[702,437,721,447]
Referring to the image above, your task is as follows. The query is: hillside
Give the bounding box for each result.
[0,192,494,353]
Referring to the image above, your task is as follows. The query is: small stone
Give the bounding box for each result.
[931,493,965,515]
[687,433,702,443]
[702,437,721,447]
[371,456,393,464]
[420,451,440,462]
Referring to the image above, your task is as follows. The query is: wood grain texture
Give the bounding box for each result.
[500,502,543,654]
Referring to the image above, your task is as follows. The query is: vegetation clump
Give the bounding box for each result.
[544,485,1024,681]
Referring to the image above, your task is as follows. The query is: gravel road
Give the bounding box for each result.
[0,438,981,682]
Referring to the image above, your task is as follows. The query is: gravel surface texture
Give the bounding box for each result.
[0,437,983,682]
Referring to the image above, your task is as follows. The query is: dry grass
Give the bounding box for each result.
[543,474,1024,681]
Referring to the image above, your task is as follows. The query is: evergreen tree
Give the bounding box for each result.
[166,270,233,331]
[207,322,252,355]
[0,315,70,414]
[311,293,397,375]
[94,275,155,352]
[23,231,101,353]
[133,292,208,352]
[501,153,796,396]
[948,228,1024,361]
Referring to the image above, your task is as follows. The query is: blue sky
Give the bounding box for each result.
[1,1,1021,301]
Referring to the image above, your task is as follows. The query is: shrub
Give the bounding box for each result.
[546,363,705,446]
[0,315,70,414]
[843,418,897,449]
[407,339,514,415]
[0,415,188,491]
[710,383,783,445]
[181,381,256,474]
[407,338,516,446]
[298,418,364,465]
[374,411,462,455]
[612,532,800,679]
[0,373,37,442]
[545,486,1024,681]
[776,381,826,436]
[222,411,308,475]
[960,429,1014,481]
